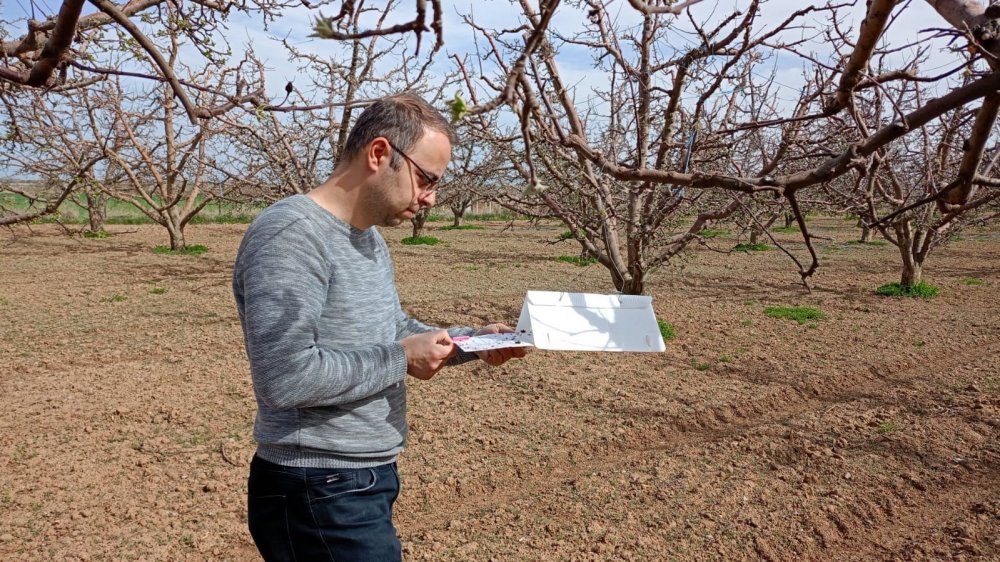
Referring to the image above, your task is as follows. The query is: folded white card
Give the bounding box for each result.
[454,291,666,353]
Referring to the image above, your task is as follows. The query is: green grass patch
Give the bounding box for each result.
[152,244,209,255]
[465,212,517,221]
[189,213,257,224]
[150,287,167,295]
[82,229,111,239]
[106,216,156,225]
[556,255,597,266]
[984,377,1000,394]
[438,224,484,231]
[657,320,676,341]
[960,277,985,286]
[772,226,799,233]
[101,293,128,303]
[699,228,728,238]
[875,282,939,299]
[401,236,441,246]
[764,306,827,324]
[693,360,712,371]
[846,239,888,247]
[877,420,897,434]
[733,243,769,252]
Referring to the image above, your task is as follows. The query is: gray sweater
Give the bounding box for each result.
[233,195,476,468]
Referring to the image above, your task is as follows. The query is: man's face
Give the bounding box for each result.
[374,128,451,227]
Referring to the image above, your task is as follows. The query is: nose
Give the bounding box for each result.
[417,189,436,208]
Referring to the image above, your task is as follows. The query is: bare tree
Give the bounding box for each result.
[0,0,447,122]
[0,86,105,228]
[824,73,1000,287]
[448,0,1000,293]
[459,1,848,293]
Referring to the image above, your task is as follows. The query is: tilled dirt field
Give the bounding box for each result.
[1,218,998,561]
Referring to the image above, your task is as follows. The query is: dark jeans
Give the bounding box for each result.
[247,455,402,562]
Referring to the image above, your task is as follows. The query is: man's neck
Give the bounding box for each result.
[307,167,373,230]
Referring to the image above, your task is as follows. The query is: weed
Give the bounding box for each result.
[657,320,677,341]
[743,299,756,306]
[82,229,111,239]
[105,216,155,225]
[847,240,888,247]
[915,340,925,347]
[733,243,769,252]
[693,360,712,371]
[556,255,596,266]
[960,277,985,286]
[401,236,441,246]
[101,293,128,303]
[875,281,939,299]
[466,212,517,221]
[181,534,195,547]
[150,287,167,295]
[764,306,826,324]
[741,319,752,327]
[719,355,733,363]
[0,296,7,306]
[189,213,256,224]
[878,420,897,434]
[772,226,799,234]
[152,244,209,256]
[807,323,818,329]
[984,377,999,394]
[438,224,484,231]
[699,228,728,238]
[454,264,479,272]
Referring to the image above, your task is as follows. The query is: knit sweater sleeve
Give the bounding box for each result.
[235,218,408,410]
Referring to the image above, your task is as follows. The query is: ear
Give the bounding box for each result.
[366,137,391,173]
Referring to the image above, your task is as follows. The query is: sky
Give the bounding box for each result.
[0,0,964,104]
[0,0,976,181]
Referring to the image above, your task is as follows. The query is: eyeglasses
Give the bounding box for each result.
[386,139,441,192]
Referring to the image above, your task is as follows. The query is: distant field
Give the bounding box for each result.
[0,191,267,225]
[0,191,518,225]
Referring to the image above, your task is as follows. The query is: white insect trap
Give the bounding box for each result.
[454,291,667,353]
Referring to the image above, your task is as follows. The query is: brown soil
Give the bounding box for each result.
[1,218,999,561]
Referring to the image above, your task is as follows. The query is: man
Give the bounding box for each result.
[232,92,525,561]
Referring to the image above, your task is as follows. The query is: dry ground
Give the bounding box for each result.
[1,217,999,561]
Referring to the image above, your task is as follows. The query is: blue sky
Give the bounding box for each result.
[1,0,960,104]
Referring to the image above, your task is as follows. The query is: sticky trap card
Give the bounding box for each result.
[454,291,666,353]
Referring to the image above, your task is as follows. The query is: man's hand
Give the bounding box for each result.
[474,323,529,366]
[400,330,457,380]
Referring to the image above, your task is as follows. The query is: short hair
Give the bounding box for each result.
[340,92,455,170]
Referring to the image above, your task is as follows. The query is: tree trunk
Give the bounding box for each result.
[900,260,922,287]
[896,224,921,286]
[784,213,795,228]
[164,206,186,250]
[410,209,428,238]
[167,225,186,250]
[609,265,645,295]
[749,226,763,245]
[449,200,467,227]
[86,191,107,233]
[858,218,874,242]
